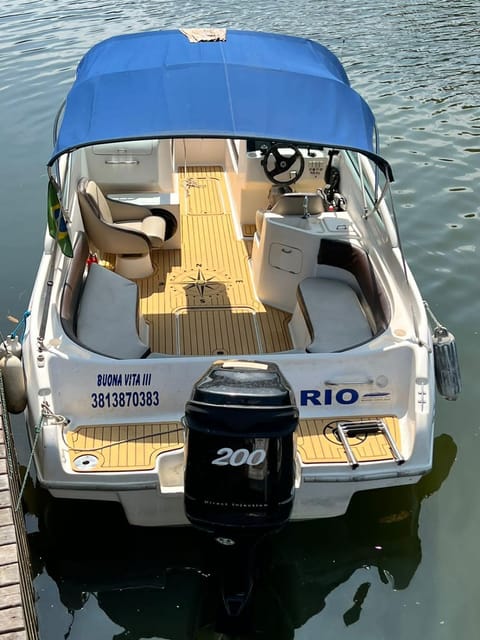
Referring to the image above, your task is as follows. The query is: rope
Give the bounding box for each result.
[9,310,31,342]
[15,402,66,512]
[424,300,446,331]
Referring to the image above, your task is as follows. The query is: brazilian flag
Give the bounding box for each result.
[47,180,73,257]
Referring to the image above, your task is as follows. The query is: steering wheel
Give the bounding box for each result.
[261,142,305,185]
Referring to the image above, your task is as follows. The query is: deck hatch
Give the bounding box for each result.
[176,306,262,355]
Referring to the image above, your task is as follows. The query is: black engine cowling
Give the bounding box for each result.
[184,360,299,541]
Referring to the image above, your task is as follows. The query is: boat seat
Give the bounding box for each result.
[317,239,389,334]
[77,178,167,278]
[294,277,373,352]
[256,193,324,235]
[76,263,149,359]
[60,231,89,344]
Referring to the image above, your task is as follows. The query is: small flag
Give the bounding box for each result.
[47,180,73,257]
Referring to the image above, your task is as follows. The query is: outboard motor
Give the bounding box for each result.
[183,360,299,616]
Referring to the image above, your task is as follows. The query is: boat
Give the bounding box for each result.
[5,29,460,565]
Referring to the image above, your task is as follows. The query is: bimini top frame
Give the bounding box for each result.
[49,28,393,179]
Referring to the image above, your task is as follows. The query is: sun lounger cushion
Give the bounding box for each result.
[297,277,373,352]
[76,263,149,359]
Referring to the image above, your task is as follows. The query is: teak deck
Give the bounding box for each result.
[66,416,401,472]
[136,166,292,356]
[67,167,402,473]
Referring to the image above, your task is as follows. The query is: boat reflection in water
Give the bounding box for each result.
[26,434,456,639]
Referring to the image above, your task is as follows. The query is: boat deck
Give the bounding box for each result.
[65,415,401,472]
[70,166,404,475]
[135,166,292,356]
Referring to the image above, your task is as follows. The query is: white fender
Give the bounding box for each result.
[1,335,23,359]
[0,353,27,414]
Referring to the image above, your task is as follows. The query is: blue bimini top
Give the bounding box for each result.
[49,29,392,177]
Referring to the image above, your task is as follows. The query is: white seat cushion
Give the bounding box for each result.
[297,277,373,352]
[76,264,149,359]
[116,215,166,248]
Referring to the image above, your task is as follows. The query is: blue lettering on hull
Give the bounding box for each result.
[300,388,359,406]
[96,372,152,387]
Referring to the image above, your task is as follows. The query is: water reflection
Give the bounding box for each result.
[26,434,456,639]
[257,433,457,638]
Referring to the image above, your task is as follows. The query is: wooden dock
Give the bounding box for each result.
[0,374,38,640]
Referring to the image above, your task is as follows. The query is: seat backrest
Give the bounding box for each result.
[317,238,390,333]
[60,231,89,341]
[77,178,150,255]
[84,179,114,223]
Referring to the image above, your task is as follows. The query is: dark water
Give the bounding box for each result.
[1,1,479,638]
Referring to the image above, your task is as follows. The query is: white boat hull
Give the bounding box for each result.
[18,32,443,530]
